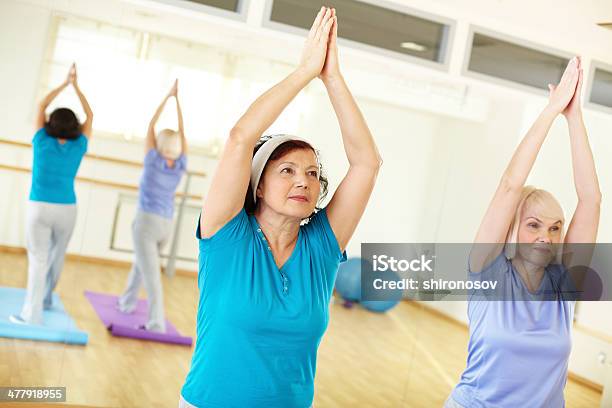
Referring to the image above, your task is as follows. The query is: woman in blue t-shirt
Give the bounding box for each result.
[447,57,601,407]
[180,7,381,408]
[11,63,93,325]
[117,80,187,332]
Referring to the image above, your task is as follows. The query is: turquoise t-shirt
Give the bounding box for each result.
[181,207,347,408]
[29,128,88,204]
[451,253,575,407]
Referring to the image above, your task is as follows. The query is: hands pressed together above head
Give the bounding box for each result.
[298,6,341,84]
[547,56,583,119]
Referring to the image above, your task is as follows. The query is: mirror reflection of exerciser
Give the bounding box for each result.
[116,80,187,333]
[5,64,92,344]
[85,80,193,345]
[1,69,194,346]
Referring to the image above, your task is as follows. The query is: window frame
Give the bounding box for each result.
[36,13,246,157]
[585,59,612,115]
[150,0,250,22]
[261,0,456,72]
[462,24,575,97]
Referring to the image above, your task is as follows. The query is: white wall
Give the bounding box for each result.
[0,1,50,137]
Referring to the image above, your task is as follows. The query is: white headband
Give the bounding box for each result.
[250,135,315,203]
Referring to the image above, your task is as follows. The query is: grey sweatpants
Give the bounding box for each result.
[118,210,172,332]
[20,201,77,324]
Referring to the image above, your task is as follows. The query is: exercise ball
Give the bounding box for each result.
[335,257,364,301]
[361,298,400,313]
[362,264,402,313]
[335,257,402,313]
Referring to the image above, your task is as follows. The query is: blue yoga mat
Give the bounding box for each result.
[0,286,88,345]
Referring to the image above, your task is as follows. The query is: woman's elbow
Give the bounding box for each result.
[579,190,602,206]
[375,153,383,168]
[228,126,248,144]
[366,153,383,171]
[593,190,603,205]
[499,174,522,194]
[354,156,382,176]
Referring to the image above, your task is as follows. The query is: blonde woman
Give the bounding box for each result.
[117,80,187,332]
[447,57,601,407]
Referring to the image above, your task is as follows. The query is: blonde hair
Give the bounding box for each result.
[504,186,565,263]
[155,128,182,160]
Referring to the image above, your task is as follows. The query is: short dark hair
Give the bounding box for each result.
[44,108,81,140]
[244,135,329,220]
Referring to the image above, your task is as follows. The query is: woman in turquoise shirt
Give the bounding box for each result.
[11,63,93,325]
[447,57,601,407]
[180,7,382,408]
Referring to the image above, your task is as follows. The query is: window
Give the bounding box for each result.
[466,30,570,91]
[41,15,309,146]
[589,66,612,109]
[183,0,241,12]
[266,0,453,65]
[152,0,247,15]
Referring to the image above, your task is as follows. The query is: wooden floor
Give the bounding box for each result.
[0,252,602,407]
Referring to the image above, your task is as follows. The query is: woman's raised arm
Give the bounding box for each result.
[470,57,580,272]
[70,64,94,138]
[200,7,335,238]
[35,67,71,129]
[321,9,382,252]
[557,59,602,273]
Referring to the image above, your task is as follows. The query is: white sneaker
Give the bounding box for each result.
[9,314,27,325]
[138,323,166,333]
[116,299,135,314]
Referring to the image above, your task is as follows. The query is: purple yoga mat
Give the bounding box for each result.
[84,291,192,346]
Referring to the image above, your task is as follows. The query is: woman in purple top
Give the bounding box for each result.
[118,80,187,332]
[447,57,602,407]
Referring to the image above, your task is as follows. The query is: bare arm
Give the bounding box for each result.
[73,87,93,138]
[470,58,580,272]
[200,7,334,238]
[147,94,170,153]
[565,115,601,244]
[321,10,382,252]
[558,62,601,275]
[36,80,69,129]
[175,92,187,155]
[67,64,93,138]
[163,79,187,155]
